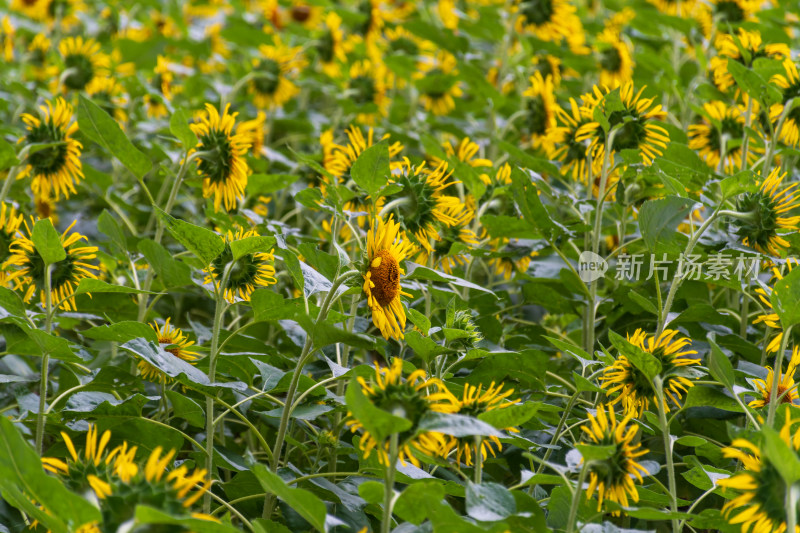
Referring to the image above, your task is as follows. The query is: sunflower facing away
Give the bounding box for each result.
[0,203,23,274]
[190,103,251,212]
[581,404,650,514]
[709,29,789,93]
[414,50,463,116]
[347,358,458,466]
[732,168,800,256]
[770,58,800,148]
[753,260,798,353]
[57,36,110,92]
[577,82,670,170]
[552,97,593,182]
[19,97,84,200]
[600,329,700,416]
[521,71,560,153]
[717,413,800,533]
[249,38,305,109]
[4,219,100,311]
[688,100,760,173]
[513,0,586,53]
[137,318,201,383]
[488,238,538,280]
[205,227,277,303]
[362,216,415,340]
[317,11,347,77]
[749,346,800,409]
[442,382,518,466]
[345,59,389,124]
[696,0,761,39]
[596,30,634,89]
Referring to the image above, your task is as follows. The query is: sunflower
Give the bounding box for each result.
[25,33,55,82]
[322,125,403,223]
[249,37,305,109]
[596,31,634,89]
[551,97,593,182]
[647,0,696,16]
[576,82,670,169]
[531,54,567,87]
[0,203,23,272]
[717,414,800,533]
[442,382,518,466]
[600,329,700,416]
[10,0,51,22]
[204,227,277,304]
[137,318,201,383]
[1,16,13,62]
[513,0,586,53]
[362,216,416,340]
[414,50,463,116]
[383,26,434,88]
[732,168,800,256]
[417,209,480,274]
[34,193,58,225]
[709,29,789,93]
[521,72,560,153]
[317,12,347,77]
[19,98,84,201]
[749,347,800,409]
[238,111,268,157]
[190,103,251,212]
[770,59,800,148]
[753,260,798,353]
[286,1,323,29]
[488,238,538,280]
[42,424,139,499]
[688,100,761,173]
[145,94,169,119]
[696,0,760,38]
[87,77,128,125]
[346,59,389,124]
[386,158,466,254]
[151,55,175,103]
[581,404,650,514]
[57,37,110,92]
[4,219,100,312]
[347,358,458,466]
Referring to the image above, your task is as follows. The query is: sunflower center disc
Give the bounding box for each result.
[370,249,400,307]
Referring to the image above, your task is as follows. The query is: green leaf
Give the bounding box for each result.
[496,140,559,176]
[394,481,446,525]
[252,464,327,532]
[31,218,65,265]
[726,60,782,107]
[0,138,19,170]
[465,481,516,521]
[169,108,198,149]
[350,141,389,200]
[77,94,152,179]
[417,412,504,438]
[137,239,193,289]
[404,330,455,363]
[134,505,240,533]
[73,278,156,297]
[345,377,412,444]
[248,174,300,196]
[761,425,800,484]
[576,443,618,462]
[478,401,539,428]
[0,287,26,318]
[64,391,151,418]
[720,171,758,200]
[707,338,735,391]
[250,290,303,322]
[480,214,538,239]
[771,267,800,329]
[18,325,82,362]
[406,308,431,335]
[510,167,563,239]
[82,321,159,343]
[405,263,496,295]
[357,480,385,504]
[639,196,695,253]
[165,390,205,427]
[0,417,101,532]
[230,235,277,262]
[98,209,127,253]
[608,330,662,381]
[154,206,224,266]
[683,386,743,412]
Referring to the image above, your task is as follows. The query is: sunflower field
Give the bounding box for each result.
[6,0,800,532]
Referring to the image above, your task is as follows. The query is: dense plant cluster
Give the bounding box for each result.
[2,0,800,532]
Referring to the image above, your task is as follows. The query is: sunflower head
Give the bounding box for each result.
[58,37,109,92]
[733,168,800,256]
[749,346,800,409]
[596,31,634,89]
[190,103,251,212]
[4,219,99,311]
[442,382,518,466]
[521,71,559,151]
[414,51,463,116]
[581,404,649,514]
[250,38,304,109]
[0,203,23,266]
[137,318,201,383]
[718,412,800,532]
[487,238,538,280]
[347,358,458,466]
[20,97,84,200]
[204,227,277,303]
[600,329,700,416]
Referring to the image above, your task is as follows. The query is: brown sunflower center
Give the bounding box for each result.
[370,249,400,307]
[159,338,181,358]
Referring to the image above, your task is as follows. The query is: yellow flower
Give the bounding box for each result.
[57,37,110,92]
[733,168,800,256]
[0,203,23,267]
[346,59,389,124]
[238,111,268,157]
[718,414,800,533]
[204,227,277,303]
[770,58,800,148]
[1,16,14,62]
[696,0,761,38]
[317,12,347,77]
[10,0,51,22]
[688,100,761,173]
[709,29,789,93]
[4,219,100,311]
[362,216,416,340]
[513,0,587,53]
[415,51,463,116]
[87,77,128,125]
[753,260,799,353]
[19,97,84,200]
[749,347,800,408]
[190,103,251,212]
[582,404,649,514]
[249,37,305,109]
[551,97,593,183]
[521,71,560,153]
[442,382,518,466]
[347,358,458,466]
[595,30,634,89]
[137,318,201,383]
[415,209,480,274]
[488,238,538,280]
[600,329,700,416]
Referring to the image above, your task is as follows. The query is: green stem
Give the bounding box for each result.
[35,265,54,455]
[655,377,679,533]
[382,433,399,533]
[203,291,228,514]
[473,436,483,484]
[740,96,753,171]
[786,484,798,533]
[565,460,589,533]
[767,324,793,427]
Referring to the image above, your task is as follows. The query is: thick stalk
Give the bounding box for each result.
[767,325,793,427]
[203,291,228,514]
[565,460,589,533]
[473,436,483,484]
[740,96,753,171]
[35,265,54,454]
[655,377,679,533]
[786,484,798,533]
[381,433,399,533]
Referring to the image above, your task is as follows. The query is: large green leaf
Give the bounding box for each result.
[771,267,800,329]
[31,218,65,265]
[465,482,516,522]
[154,207,224,266]
[169,108,198,149]
[252,464,328,532]
[345,377,412,444]
[350,141,389,200]
[639,196,695,254]
[608,330,662,381]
